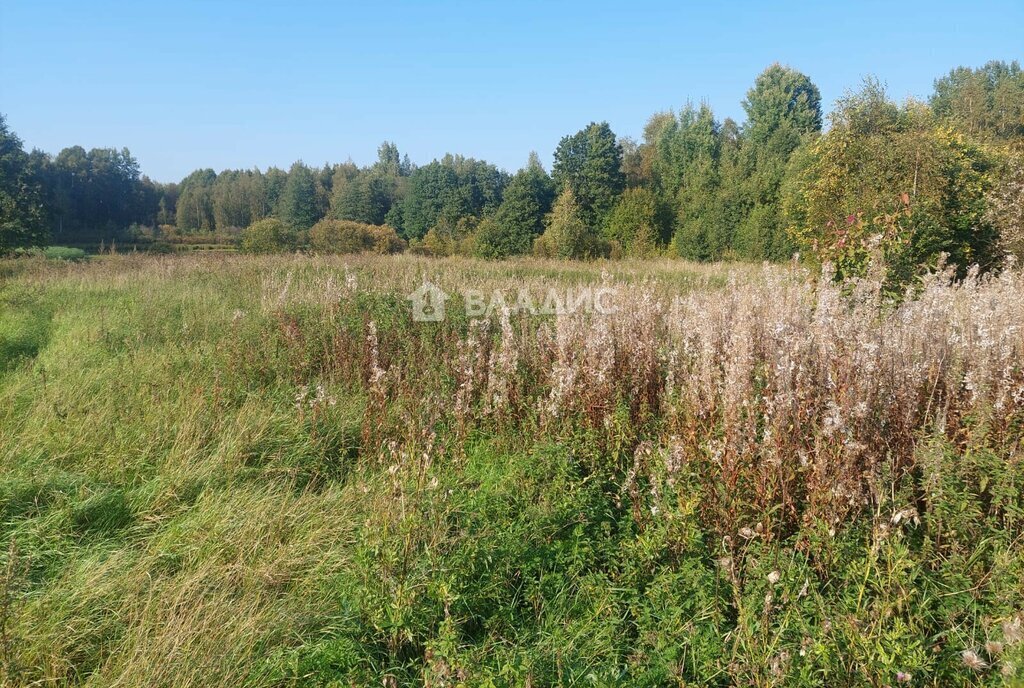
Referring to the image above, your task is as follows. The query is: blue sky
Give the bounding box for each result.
[2,0,1021,182]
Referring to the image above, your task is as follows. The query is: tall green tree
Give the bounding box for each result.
[373,141,413,178]
[552,122,625,228]
[743,63,822,139]
[985,146,1024,260]
[176,168,217,231]
[604,187,664,257]
[331,171,394,225]
[931,60,1024,141]
[263,167,288,217]
[213,170,265,229]
[477,152,555,258]
[329,162,360,219]
[0,115,47,251]
[330,142,410,226]
[711,118,748,258]
[39,144,148,239]
[664,105,721,260]
[735,64,822,260]
[399,155,506,240]
[277,162,321,231]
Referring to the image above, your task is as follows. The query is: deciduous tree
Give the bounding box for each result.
[277,162,321,231]
[478,153,555,258]
[552,122,625,227]
[0,115,47,251]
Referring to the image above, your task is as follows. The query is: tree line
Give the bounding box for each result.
[2,59,1023,280]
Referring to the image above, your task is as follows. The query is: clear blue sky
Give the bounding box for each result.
[2,0,1021,183]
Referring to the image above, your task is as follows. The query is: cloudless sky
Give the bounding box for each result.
[2,0,1022,182]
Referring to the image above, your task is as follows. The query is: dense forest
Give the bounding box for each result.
[2,60,1023,279]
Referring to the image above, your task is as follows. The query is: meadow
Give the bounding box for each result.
[0,253,1022,687]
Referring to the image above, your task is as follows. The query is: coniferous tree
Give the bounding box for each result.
[710,118,747,258]
[330,142,408,226]
[668,105,722,260]
[399,155,506,240]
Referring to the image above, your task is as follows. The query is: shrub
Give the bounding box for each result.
[43,246,88,261]
[987,147,1024,261]
[370,224,406,255]
[239,218,297,254]
[308,219,405,255]
[408,217,482,257]
[785,84,995,285]
[146,241,174,255]
[473,216,514,259]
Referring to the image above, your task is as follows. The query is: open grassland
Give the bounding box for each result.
[0,254,1022,686]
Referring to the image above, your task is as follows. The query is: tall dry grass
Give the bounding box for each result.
[0,253,1021,685]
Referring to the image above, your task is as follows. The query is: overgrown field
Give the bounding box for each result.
[0,254,1022,687]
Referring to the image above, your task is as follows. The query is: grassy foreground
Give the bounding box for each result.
[0,254,1022,687]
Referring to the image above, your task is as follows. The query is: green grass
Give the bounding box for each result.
[0,292,52,377]
[42,247,88,262]
[0,253,1020,686]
